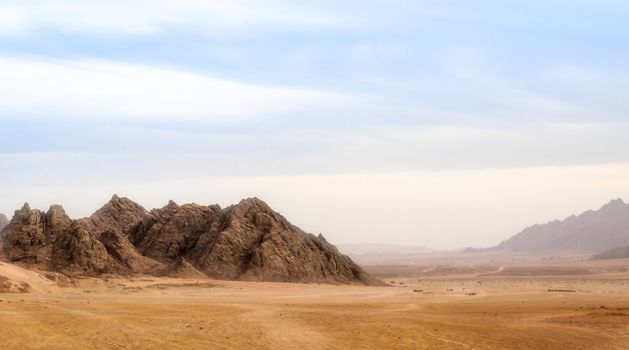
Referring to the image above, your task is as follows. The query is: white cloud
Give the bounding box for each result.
[0,5,26,36]
[0,55,351,121]
[0,0,350,37]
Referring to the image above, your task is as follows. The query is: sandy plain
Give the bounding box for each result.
[0,260,628,350]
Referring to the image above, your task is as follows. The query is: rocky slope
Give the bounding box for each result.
[0,196,381,285]
[490,199,629,254]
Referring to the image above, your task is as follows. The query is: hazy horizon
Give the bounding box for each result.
[2,1,629,249]
[2,172,628,250]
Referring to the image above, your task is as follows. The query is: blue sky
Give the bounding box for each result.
[1,1,629,248]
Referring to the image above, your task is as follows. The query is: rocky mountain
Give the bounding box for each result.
[0,196,381,285]
[0,213,8,231]
[491,199,629,254]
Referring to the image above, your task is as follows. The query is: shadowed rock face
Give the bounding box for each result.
[52,220,115,274]
[158,257,207,279]
[0,196,382,285]
[132,201,223,264]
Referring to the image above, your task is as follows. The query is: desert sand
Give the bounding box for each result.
[1,260,628,350]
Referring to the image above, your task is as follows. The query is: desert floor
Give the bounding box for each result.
[1,260,628,349]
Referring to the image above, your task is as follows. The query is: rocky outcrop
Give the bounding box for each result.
[3,203,47,264]
[51,220,116,275]
[187,198,287,280]
[1,203,72,266]
[88,195,148,235]
[131,201,223,264]
[188,198,378,284]
[99,229,163,274]
[0,196,381,285]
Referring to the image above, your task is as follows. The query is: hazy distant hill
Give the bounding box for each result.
[0,213,8,231]
[591,245,629,260]
[338,243,433,256]
[492,199,629,254]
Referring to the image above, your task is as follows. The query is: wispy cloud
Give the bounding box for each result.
[0,0,352,37]
[0,55,351,122]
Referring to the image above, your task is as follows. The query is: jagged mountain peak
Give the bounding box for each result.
[18,202,31,213]
[601,197,627,210]
[46,205,69,222]
[101,195,146,211]
[227,197,274,214]
[89,195,149,236]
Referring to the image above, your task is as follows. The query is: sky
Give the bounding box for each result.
[1,0,629,249]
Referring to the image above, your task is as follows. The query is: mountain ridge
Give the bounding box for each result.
[0,195,382,286]
[487,198,629,254]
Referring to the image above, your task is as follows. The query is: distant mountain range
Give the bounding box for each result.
[345,199,629,262]
[490,199,629,255]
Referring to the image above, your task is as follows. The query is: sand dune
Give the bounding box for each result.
[0,262,69,294]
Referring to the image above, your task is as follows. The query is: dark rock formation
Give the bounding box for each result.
[185,198,378,284]
[1,203,71,266]
[132,201,223,264]
[0,196,381,285]
[88,195,149,235]
[52,220,115,274]
[488,198,629,254]
[46,205,73,241]
[98,229,163,273]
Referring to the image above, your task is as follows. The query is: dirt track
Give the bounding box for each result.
[0,261,628,349]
